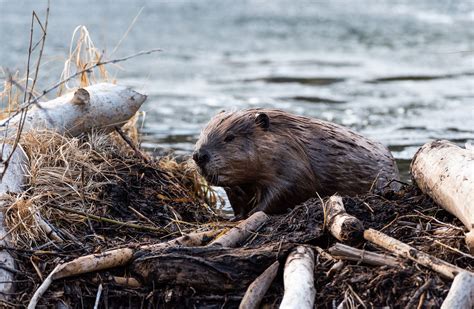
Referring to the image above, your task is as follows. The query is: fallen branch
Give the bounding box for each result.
[325,195,364,244]
[328,243,399,267]
[441,271,474,309]
[141,229,221,250]
[279,246,316,309]
[364,228,470,279]
[239,261,279,309]
[411,140,474,252]
[208,211,269,247]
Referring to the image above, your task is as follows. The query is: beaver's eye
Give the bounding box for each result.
[224,134,235,142]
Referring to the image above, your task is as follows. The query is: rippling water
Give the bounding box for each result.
[1,0,473,180]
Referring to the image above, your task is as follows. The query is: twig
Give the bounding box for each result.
[114,126,150,163]
[406,279,432,309]
[48,204,167,234]
[93,283,103,309]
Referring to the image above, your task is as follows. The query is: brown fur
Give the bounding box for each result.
[194,109,400,218]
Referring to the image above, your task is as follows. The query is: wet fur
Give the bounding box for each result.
[195,109,400,218]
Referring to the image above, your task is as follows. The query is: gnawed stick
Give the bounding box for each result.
[364,228,470,279]
[441,271,474,309]
[325,195,364,244]
[141,229,222,250]
[28,248,133,309]
[328,243,400,267]
[411,140,474,252]
[280,246,316,309]
[239,261,279,309]
[208,211,269,247]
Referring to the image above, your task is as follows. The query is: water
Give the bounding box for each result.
[1,0,473,181]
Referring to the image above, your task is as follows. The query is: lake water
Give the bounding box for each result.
[1,0,473,180]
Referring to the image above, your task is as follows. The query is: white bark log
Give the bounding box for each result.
[411,140,474,252]
[279,246,316,309]
[1,83,147,136]
[441,271,474,309]
[208,211,269,247]
[0,144,29,301]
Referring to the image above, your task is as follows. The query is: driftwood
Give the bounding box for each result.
[240,261,280,309]
[364,228,470,279]
[328,243,400,267]
[411,140,474,252]
[279,246,316,309]
[325,195,364,244]
[132,244,292,292]
[441,271,474,309]
[208,211,269,247]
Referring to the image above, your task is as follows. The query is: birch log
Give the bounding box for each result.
[0,83,147,136]
[410,140,474,252]
[0,144,28,301]
[279,246,316,309]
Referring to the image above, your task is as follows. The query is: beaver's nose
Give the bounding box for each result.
[192,150,210,167]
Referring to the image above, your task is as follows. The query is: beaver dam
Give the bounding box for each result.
[1,131,473,308]
[1,15,473,309]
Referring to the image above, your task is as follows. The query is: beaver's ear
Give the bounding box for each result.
[255,113,270,130]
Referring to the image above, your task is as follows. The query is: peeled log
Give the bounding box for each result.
[441,272,474,309]
[208,211,269,247]
[279,246,316,309]
[325,195,364,244]
[0,144,29,301]
[1,83,147,136]
[411,140,474,252]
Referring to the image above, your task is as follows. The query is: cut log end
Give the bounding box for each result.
[465,231,474,254]
[326,195,364,245]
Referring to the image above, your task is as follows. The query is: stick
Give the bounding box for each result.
[364,228,470,279]
[328,243,399,267]
[325,195,364,244]
[93,283,103,309]
[141,229,221,250]
[239,261,279,309]
[208,211,269,247]
[28,248,133,308]
[279,246,316,309]
[441,272,474,309]
[411,140,474,252]
[405,279,432,309]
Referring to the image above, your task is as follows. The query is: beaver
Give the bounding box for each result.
[193,109,400,219]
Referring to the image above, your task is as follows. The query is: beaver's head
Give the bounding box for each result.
[193,110,270,186]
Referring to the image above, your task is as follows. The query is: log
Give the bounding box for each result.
[132,244,293,292]
[279,246,316,309]
[441,271,474,309]
[328,243,400,267]
[325,195,364,244]
[240,261,279,309]
[1,83,147,136]
[411,140,474,252]
[208,211,269,247]
[0,144,28,301]
[364,228,470,279]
